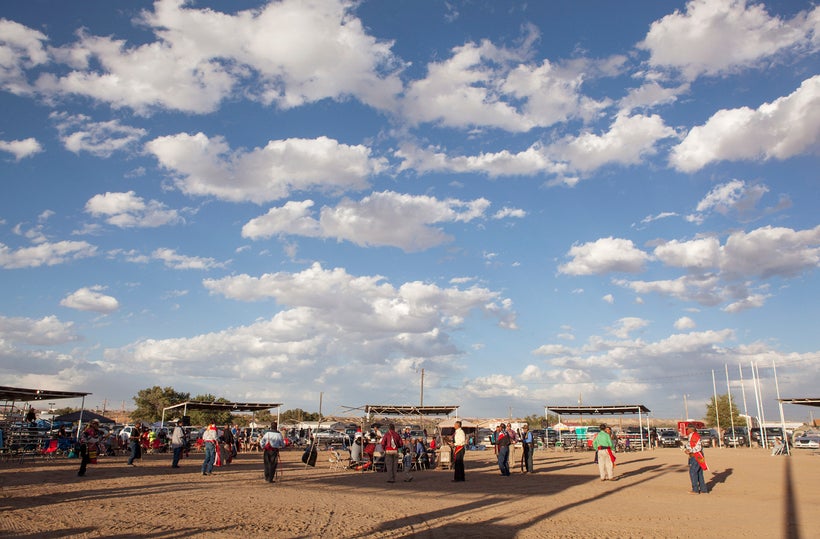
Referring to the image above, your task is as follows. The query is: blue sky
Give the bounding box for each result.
[1,0,818,422]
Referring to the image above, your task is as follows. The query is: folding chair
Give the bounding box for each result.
[41,439,60,460]
[328,449,349,471]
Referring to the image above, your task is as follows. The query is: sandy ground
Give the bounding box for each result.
[1,444,817,539]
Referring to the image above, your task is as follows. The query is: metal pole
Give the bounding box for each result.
[725,364,734,449]
[755,362,769,449]
[772,360,789,455]
[712,370,722,448]
[738,364,749,428]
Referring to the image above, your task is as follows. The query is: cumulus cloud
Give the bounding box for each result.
[669,75,820,172]
[102,263,516,379]
[608,317,649,339]
[0,240,97,269]
[558,237,649,275]
[0,137,43,160]
[146,133,385,204]
[0,314,78,345]
[60,286,120,314]
[33,0,403,114]
[84,191,181,228]
[51,112,147,157]
[0,19,49,95]
[639,0,818,80]
[611,224,819,310]
[397,113,675,183]
[674,316,696,330]
[151,248,225,271]
[242,191,491,252]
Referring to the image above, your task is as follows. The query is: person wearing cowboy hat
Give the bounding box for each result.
[78,419,101,477]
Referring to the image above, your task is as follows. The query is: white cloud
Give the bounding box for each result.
[674,316,696,330]
[51,112,147,157]
[719,225,820,279]
[653,237,721,270]
[103,263,516,378]
[639,0,818,80]
[669,75,820,172]
[242,191,490,252]
[558,237,649,275]
[493,207,527,219]
[0,314,78,345]
[0,240,97,269]
[61,286,120,314]
[0,137,43,160]
[34,0,402,114]
[602,294,615,304]
[146,133,385,204]
[0,19,49,95]
[608,317,648,339]
[397,113,675,182]
[84,191,181,228]
[151,248,225,271]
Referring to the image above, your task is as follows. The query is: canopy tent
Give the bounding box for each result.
[54,410,115,424]
[546,404,652,451]
[160,400,283,427]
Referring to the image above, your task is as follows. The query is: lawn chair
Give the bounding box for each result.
[41,439,60,460]
[328,449,349,471]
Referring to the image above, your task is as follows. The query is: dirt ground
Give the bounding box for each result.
[1,444,817,538]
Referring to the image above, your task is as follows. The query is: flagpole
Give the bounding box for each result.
[725,364,734,450]
[712,370,721,448]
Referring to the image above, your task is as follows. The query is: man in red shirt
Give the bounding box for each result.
[380,424,403,484]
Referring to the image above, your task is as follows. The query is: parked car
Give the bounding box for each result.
[698,429,719,448]
[751,427,792,446]
[793,431,820,449]
[658,429,681,447]
[312,429,348,446]
[723,426,749,447]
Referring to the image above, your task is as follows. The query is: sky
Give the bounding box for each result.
[1,0,818,423]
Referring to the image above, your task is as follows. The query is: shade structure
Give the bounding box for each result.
[778,398,820,408]
[0,386,90,403]
[54,410,115,424]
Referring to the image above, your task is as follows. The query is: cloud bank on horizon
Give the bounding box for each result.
[0,0,818,420]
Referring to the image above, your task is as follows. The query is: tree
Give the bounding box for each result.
[704,393,743,429]
[280,408,320,422]
[187,394,234,426]
[132,386,190,423]
[522,413,558,429]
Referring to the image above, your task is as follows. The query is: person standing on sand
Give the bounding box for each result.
[259,422,285,483]
[77,419,101,477]
[496,423,511,476]
[170,420,185,468]
[684,424,709,494]
[593,423,616,481]
[520,424,534,474]
[201,423,219,476]
[452,421,466,482]
[381,424,403,484]
[127,421,142,466]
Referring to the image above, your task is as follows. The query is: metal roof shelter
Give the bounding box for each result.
[0,385,90,403]
[778,398,820,408]
[363,405,459,417]
[161,400,283,427]
[0,385,94,432]
[546,404,652,451]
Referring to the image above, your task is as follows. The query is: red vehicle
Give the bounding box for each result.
[677,421,705,438]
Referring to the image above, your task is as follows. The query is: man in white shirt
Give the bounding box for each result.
[453,421,466,482]
[170,421,186,468]
[201,424,219,476]
[259,422,285,483]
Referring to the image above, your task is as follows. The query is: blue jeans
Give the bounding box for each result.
[688,456,707,492]
[497,445,510,476]
[172,445,183,467]
[202,442,216,474]
[523,443,533,472]
[127,440,141,465]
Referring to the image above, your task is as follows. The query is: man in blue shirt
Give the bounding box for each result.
[520,424,534,473]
